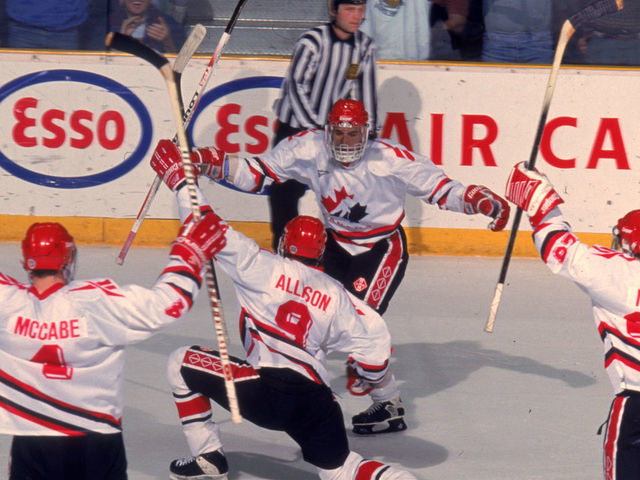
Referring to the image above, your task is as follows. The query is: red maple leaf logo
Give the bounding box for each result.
[321,187,353,212]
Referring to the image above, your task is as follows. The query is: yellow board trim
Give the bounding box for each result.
[0,214,610,257]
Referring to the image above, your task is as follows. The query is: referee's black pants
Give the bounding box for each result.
[269,122,308,251]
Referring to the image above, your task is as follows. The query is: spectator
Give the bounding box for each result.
[481,0,554,63]
[269,0,377,251]
[572,1,640,67]
[167,0,190,25]
[360,0,430,60]
[0,217,225,479]
[81,0,109,50]
[109,0,185,53]
[5,0,89,50]
[430,0,484,61]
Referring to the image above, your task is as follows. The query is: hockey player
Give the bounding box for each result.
[149,159,416,480]
[151,98,510,317]
[504,161,640,479]
[0,217,225,479]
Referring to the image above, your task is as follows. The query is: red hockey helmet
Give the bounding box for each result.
[612,210,640,258]
[22,223,77,279]
[278,216,327,263]
[326,99,369,165]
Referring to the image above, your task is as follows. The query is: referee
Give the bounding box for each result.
[269,0,378,250]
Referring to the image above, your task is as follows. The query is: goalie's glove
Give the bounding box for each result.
[505,162,564,228]
[346,358,390,396]
[150,139,225,191]
[463,185,511,232]
[170,209,228,274]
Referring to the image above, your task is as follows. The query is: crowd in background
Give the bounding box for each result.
[0,0,639,66]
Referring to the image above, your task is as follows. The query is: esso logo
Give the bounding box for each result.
[188,76,283,156]
[0,69,152,188]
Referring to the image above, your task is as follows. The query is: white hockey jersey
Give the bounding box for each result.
[534,211,640,394]
[224,130,468,253]
[177,189,392,387]
[0,258,202,435]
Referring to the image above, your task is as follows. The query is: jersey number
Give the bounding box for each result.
[30,345,73,380]
[275,300,313,348]
[625,312,640,339]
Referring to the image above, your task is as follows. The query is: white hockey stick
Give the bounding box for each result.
[484,0,624,333]
[116,0,249,264]
[116,24,206,264]
[106,32,242,424]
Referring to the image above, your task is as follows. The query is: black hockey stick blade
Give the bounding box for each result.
[226,0,249,34]
[106,32,169,71]
[569,0,623,30]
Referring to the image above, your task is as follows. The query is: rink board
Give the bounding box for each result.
[0,50,636,255]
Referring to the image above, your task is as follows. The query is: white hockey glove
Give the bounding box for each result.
[505,162,564,228]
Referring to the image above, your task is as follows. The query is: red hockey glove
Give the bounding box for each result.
[345,357,392,396]
[150,140,226,191]
[463,185,511,232]
[150,139,189,191]
[170,211,227,273]
[346,364,375,396]
[191,146,225,180]
[505,162,564,228]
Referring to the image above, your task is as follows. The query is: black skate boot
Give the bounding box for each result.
[169,449,229,480]
[352,396,407,435]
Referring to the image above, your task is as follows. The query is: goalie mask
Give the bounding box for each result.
[612,210,640,259]
[326,99,369,166]
[22,222,77,282]
[278,216,327,265]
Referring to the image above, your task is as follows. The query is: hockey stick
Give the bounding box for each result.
[106,32,242,424]
[107,32,200,217]
[484,0,623,333]
[116,24,206,265]
[115,0,249,264]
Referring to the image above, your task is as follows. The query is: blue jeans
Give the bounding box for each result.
[482,31,553,64]
[7,20,81,50]
[581,34,640,66]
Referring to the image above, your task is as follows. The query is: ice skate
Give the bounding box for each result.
[352,396,407,434]
[169,449,229,480]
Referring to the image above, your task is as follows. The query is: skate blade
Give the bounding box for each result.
[169,474,228,480]
[352,418,407,435]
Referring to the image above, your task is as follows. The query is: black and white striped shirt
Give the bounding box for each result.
[274,23,378,133]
